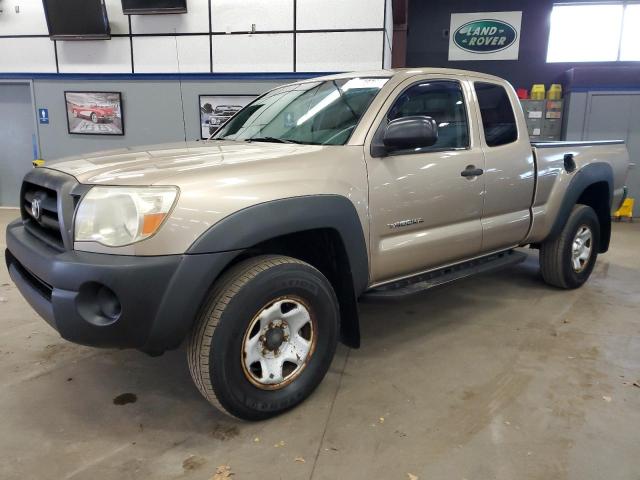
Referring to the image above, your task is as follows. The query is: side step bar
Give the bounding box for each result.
[362,250,528,300]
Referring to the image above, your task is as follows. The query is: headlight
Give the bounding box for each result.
[75,186,178,247]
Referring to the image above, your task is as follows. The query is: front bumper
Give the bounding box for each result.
[5,220,239,353]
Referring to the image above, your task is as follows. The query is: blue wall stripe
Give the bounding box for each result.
[567,86,640,93]
[0,72,337,81]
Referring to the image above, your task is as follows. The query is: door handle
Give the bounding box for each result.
[460,165,484,177]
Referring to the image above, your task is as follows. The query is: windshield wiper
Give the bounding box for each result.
[248,137,303,144]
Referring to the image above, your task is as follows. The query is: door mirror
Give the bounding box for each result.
[382,116,438,151]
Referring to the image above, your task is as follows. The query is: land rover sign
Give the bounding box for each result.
[448,11,522,61]
[454,20,517,53]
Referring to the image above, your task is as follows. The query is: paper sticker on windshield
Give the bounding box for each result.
[284,112,295,128]
[343,78,389,90]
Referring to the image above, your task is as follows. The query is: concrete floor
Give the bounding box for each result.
[1,207,639,480]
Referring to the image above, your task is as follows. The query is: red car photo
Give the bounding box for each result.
[71,104,116,123]
[65,91,124,135]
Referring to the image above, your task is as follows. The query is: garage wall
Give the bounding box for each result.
[564,90,640,201]
[0,82,37,206]
[0,0,392,73]
[406,0,640,89]
[32,78,287,160]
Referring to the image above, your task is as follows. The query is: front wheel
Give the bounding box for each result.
[187,255,339,420]
[540,204,600,289]
[91,113,98,123]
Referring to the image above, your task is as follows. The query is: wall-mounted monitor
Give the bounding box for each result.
[121,0,187,15]
[42,0,111,40]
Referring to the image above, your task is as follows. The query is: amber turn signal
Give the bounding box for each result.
[142,212,167,235]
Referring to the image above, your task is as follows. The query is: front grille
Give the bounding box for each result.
[22,182,64,249]
[19,168,80,251]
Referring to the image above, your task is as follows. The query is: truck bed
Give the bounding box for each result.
[531,139,628,211]
[524,139,630,247]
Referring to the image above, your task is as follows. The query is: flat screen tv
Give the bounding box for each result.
[43,0,110,40]
[121,0,187,15]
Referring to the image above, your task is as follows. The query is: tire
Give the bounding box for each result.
[187,255,339,420]
[91,113,98,123]
[540,204,600,289]
[73,110,78,117]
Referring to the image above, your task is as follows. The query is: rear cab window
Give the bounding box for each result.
[474,82,518,147]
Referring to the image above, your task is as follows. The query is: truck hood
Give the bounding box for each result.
[42,140,368,256]
[46,140,326,185]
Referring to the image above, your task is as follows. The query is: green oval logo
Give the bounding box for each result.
[453,19,517,54]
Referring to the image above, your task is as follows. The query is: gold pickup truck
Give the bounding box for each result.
[5,69,630,420]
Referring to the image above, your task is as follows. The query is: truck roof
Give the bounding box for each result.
[308,68,507,84]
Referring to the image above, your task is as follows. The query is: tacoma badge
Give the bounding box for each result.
[387,218,424,229]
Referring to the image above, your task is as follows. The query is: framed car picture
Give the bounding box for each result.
[199,95,257,140]
[64,91,124,135]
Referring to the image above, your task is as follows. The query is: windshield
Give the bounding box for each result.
[213,77,389,145]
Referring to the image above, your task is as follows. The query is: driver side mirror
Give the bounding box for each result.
[371,116,439,157]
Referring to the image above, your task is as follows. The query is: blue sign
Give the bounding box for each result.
[38,108,49,124]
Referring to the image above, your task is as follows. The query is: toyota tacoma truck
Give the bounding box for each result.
[5,69,630,420]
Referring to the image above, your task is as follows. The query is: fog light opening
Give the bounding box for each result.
[97,286,121,320]
[76,283,122,326]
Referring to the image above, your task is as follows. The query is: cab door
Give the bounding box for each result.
[365,76,486,284]
[471,80,535,251]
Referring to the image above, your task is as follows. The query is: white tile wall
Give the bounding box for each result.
[0,38,56,72]
[385,0,393,41]
[212,0,294,32]
[383,0,393,68]
[384,36,392,69]
[104,0,130,35]
[212,34,293,72]
[0,0,49,36]
[296,31,383,71]
[130,0,209,34]
[0,0,389,74]
[133,36,210,73]
[297,0,384,30]
[57,37,132,73]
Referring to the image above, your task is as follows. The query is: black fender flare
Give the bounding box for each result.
[188,194,370,296]
[548,162,613,252]
[187,195,369,348]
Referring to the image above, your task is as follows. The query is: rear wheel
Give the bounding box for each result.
[540,204,600,289]
[91,113,98,123]
[187,255,339,420]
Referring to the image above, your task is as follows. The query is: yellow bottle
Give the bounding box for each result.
[531,84,546,100]
[548,84,562,100]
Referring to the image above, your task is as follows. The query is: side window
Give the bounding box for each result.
[474,82,518,147]
[387,81,469,151]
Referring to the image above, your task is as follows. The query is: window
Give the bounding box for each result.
[215,77,388,145]
[547,3,640,63]
[386,81,469,151]
[621,4,640,61]
[474,82,518,147]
